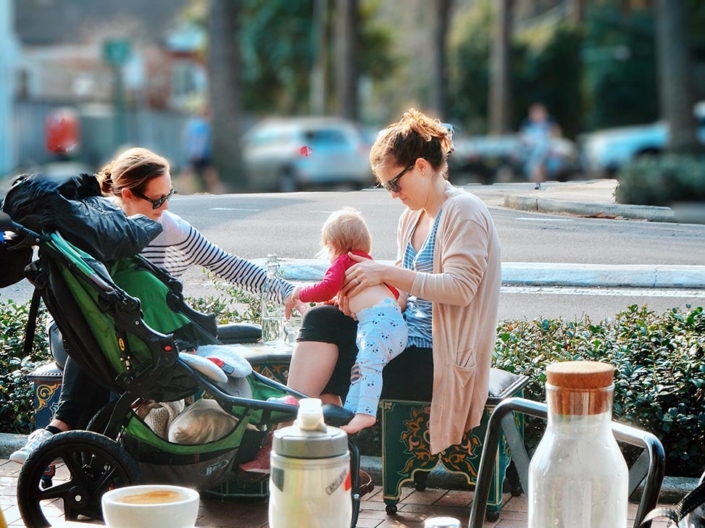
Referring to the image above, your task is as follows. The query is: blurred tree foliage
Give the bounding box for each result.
[448,0,583,139]
[184,0,396,116]
[513,25,584,140]
[582,3,658,131]
[448,0,705,137]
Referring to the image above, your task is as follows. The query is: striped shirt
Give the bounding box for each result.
[401,210,443,348]
[140,210,294,303]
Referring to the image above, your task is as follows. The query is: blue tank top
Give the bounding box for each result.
[402,210,443,348]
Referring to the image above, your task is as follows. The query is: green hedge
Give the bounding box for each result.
[1,293,703,477]
[0,300,51,433]
[617,155,705,206]
[493,304,705,477]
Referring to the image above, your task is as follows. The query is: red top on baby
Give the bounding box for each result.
[297,250,399,303]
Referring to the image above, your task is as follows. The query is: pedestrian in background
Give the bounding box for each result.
[519,103,561,189]
[182,107,222,193]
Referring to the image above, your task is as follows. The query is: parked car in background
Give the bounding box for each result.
[579,102,705,177]
[242,117,374,192]
[449,133,580,185]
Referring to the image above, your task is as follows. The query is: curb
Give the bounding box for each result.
[503,194,675,223]
[252,259,705,290]
[500,262,705,289]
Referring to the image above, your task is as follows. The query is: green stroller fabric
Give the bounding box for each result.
[41,231,301,490]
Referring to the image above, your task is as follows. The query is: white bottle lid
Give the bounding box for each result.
[295,398,326,431]
[424,517,461,528]
[272,398,348,459]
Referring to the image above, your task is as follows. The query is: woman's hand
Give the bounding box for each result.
[284,287,308,318]
[343,252,387,297]
[336,291,356,319]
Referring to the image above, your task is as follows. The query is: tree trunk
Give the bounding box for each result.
[335,0,358,121]
[310,0,329,115]
[655,0,700,154]
[489,0,512,135]
[208,0,246,190]
[430,0,452,121]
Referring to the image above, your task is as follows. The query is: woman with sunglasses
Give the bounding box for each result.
[287,108,501,455]
[10,146,304,464]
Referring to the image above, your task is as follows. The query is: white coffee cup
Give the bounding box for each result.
[101,484,200,528]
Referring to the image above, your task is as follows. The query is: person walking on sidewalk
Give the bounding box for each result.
[10,147,304,464]
[519,102,561,189]
[285,207,408,435]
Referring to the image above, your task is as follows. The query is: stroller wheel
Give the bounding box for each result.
[17,430,143,527]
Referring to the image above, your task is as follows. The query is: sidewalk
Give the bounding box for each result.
[501,179,674,222]
[0,457,674,528]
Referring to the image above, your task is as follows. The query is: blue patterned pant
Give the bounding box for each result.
[344,298,408,416]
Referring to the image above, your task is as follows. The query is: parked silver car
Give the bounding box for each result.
[579,101,705,176]
[449,133,580,185]
[242,117,374,192]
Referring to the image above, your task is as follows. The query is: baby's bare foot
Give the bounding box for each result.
[341,414,376,435]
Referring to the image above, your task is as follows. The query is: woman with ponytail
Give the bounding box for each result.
[10,147,304,464]
[287,109,502,453]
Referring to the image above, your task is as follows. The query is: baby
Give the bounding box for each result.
[286,208,408,434]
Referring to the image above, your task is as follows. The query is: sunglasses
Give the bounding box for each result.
[134,188,176,210]
[382,164,414,193]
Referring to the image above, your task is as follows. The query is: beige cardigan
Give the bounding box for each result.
[396,183,501,454]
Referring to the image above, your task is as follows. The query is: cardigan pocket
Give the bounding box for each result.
[454,347,476,370]
[452,350,476,389]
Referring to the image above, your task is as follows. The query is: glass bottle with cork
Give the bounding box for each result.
[528,360,628,527]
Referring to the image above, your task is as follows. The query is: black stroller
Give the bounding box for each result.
[0,174,368,527]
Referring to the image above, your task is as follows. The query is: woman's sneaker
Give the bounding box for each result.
[9,429,54,464]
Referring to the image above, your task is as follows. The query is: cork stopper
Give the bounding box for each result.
[546,361,615,415]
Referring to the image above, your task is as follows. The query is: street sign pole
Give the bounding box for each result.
[112,64,127,146]
[103,38,131,147]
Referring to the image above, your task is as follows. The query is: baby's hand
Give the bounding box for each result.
[284,287,302,318]
[340,413,376,435]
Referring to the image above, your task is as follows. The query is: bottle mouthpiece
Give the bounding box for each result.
[295,398,326,431]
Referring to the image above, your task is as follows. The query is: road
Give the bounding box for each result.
[2,185,704,321]
[165,186,705,265]
[163,186,705,321]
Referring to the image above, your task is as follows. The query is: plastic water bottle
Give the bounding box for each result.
[528,361,628,527]
[261,254,285,344]
[268,398,352,528]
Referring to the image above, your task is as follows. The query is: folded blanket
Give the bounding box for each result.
[136,400,185,439]
[168,398,239,444]
[179,344,253,383]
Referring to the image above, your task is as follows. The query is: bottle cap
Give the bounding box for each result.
[272,398,349,459]
[546,361,614,389]
[295,398,326,431]
[546,361,615,415]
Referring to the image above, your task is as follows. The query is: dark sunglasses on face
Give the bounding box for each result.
[382,164,414,193]
[134,188,176,209]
